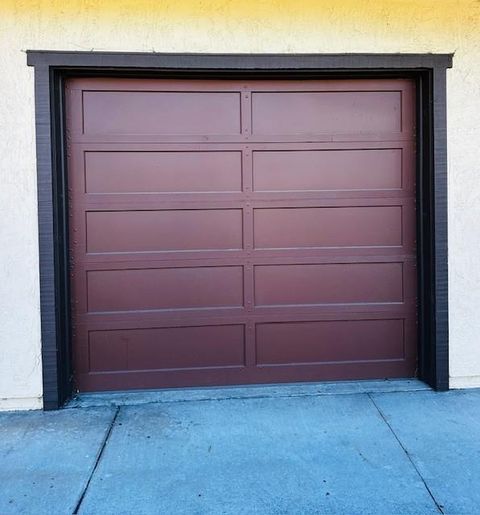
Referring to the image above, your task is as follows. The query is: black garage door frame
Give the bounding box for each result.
[26,51,453,409]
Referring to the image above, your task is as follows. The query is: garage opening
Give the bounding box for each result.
[66,77,417,392]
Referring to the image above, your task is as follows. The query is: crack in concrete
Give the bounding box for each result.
[367,393,445,515]
[72,406,120,515]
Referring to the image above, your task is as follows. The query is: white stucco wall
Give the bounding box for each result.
[0,0,479,410]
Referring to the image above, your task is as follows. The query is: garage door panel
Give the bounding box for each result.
[77,357,417,392]
[253,206,403,249]
[88,325,245,372]
[253,148,403,192]
[256,319,405,365]
[254,263,403,306]
[79,253,413,269]
[82,91,242,136]
[85,151,243,194]
[77,309,413,331]
[86,209,243,253]
[79,252,250,268]
[251,248,413,261]
[68,77,417,391]
[87,266,244,312]
[251,91,402,136]
[253,304,415,319]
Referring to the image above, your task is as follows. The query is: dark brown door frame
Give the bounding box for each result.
[26,51,453,409]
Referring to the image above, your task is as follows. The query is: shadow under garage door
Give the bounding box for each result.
[66,77,417,392]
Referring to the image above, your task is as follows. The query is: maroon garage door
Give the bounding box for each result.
[66,77,417,392]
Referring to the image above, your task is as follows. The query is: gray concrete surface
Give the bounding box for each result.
[0,407,116,514]
[1,381,479,514]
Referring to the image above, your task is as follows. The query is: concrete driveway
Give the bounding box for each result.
[1,380,480,514]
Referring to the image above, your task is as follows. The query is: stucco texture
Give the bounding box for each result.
[0,0,479,409]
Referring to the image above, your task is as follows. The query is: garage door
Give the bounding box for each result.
[66,77,417,392]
